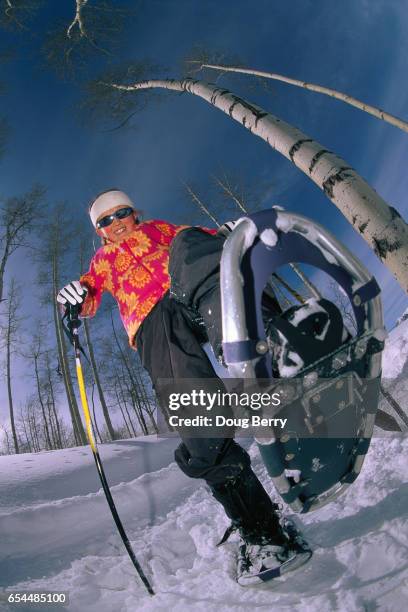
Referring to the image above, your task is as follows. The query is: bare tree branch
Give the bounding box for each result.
[0,184,46,302]
[183,181,220,227]
[212,172,319,299]
[43,1,132,79]
[194,61,408,135]
[67,0,89,39]
[0,0,42,31]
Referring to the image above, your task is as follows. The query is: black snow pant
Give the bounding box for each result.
[135,290,245,487]
[135,228,285,543]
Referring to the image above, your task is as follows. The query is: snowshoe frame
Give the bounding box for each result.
[220,209,385,512]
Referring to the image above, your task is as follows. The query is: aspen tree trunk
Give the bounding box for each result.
[46,398,58,449]
[30,410,40,452]
[4,430,11,454]
[0,238,9,304]
[52,253,87,445]
[33,353,52,449]
[131,364,158,432]
[144,402,158,433]
[5,283,19,453]
[6,327,18,453]
[20,413,32,453]
[105,78,408,292]
[129,388,148,435]
[27,411,35,452]
[117,368,138,435]
[110,310,148,434]
[83,319,116,440]
[45,351,63,448]
[118,361,145,435]
[198,64,408,134]
[114,381,134,437]
[91,392,103,444]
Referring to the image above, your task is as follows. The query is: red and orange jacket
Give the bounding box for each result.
[80,219,215,347]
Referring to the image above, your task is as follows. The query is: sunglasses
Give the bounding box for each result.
[96,207,135,229]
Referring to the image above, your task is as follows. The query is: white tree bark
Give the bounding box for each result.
[197,63,408,135]
[102,77,408,292]
[67,0,89,38]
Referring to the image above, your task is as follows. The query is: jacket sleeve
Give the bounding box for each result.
[79,255,106,318]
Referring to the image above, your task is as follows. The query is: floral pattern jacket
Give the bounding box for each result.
[80,219,215,347]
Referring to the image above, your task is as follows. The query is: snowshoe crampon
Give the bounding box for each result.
[220,209,385,513]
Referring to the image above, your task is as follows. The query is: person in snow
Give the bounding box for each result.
[56,189,306,579]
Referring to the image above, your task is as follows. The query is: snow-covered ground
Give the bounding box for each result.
[1,324,408,611]
[382,315,408,380]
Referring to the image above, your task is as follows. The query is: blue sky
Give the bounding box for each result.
[1,0,408,427]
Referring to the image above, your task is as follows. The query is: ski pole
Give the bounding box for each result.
[63,304,155,596]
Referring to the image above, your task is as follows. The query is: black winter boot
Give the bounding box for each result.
[210,467,287,546]
[210,467,304,585]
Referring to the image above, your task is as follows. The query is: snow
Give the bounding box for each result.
[382,315,408,379]
[260,228,278,248]
[396,307,408,326]
[0,328,407,611]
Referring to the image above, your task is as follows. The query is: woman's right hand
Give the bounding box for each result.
[56,281,88,309]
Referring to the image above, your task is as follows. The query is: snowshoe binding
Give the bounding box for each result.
[237,519,312,586]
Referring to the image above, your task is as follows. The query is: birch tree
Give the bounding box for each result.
[18,405,32,452]
[97,336,140,437]
[43,348,65,448]
[0,424,12,454]
[189,61,408,135]
[83,74,408,293]
[109,308,149,435]
[26,326,65,449]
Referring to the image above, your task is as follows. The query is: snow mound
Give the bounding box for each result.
[1,435,407,611]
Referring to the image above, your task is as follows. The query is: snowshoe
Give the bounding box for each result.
[220,208,385,513]
[237,524,312,586]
